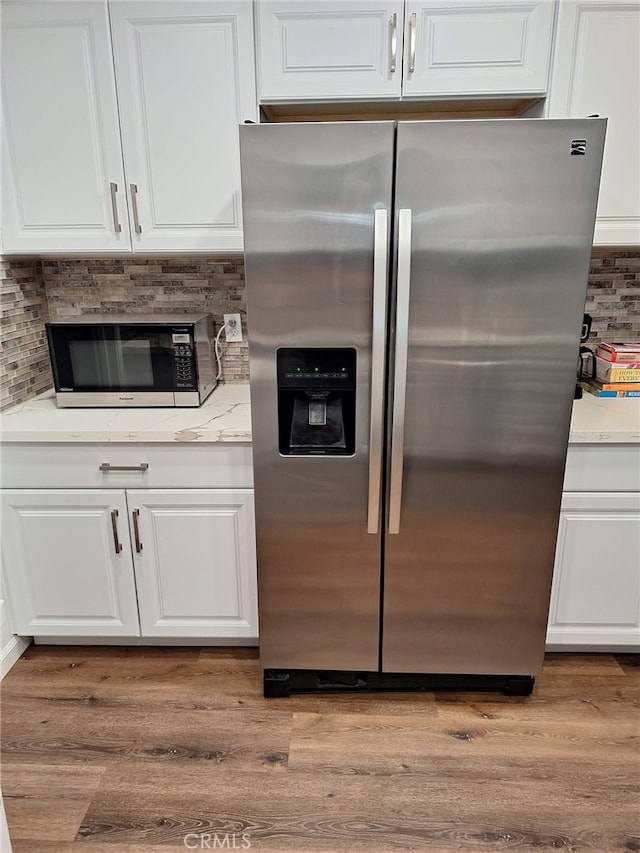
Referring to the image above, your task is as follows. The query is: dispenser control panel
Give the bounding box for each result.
[277,348,356,389]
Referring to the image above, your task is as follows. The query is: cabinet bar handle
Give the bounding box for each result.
[132,508,143,553]
[130,183,142,233]
[99,463,149,473]
[109,182,122,233]
[388,13,398,74]
[111,509,123,554]
[409,12,417,74]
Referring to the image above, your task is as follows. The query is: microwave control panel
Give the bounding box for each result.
[172,332,196,389]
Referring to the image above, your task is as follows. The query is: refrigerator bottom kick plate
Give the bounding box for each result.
[263,669,535,698]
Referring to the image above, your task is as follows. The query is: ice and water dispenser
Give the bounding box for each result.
[277,348,356,455]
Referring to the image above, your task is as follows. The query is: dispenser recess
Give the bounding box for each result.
[277,348,356,456]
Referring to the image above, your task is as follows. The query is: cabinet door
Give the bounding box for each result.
[0,491,140,637]
[1,2,130,254]
[546,1,640,245]
[547,492,640,648]
[109,1,257,253]
[127,490,257,638]
[402,1,555,97]
[255,1,404,101]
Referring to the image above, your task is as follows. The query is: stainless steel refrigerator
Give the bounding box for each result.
[239,119,605,697]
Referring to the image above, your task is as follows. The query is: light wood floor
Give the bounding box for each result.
[1,646,638,852]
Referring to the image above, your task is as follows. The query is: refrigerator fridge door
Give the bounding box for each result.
[382,119,606,676]
[239,122,395,671]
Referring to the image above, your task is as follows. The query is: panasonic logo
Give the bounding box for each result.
[119,396,134,401]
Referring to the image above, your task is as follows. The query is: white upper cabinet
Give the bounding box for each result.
[255,0,555,102]
[1,2,129,254]
[546,1,640,245]
[255,1,405,100]
[1,1,257,255]
[109,1,257,252]
[403,1,555,98]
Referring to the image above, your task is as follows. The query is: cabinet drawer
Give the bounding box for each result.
[563,444,640,491]
[1,443,254,490]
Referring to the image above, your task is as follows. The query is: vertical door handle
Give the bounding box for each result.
[389,209,412,534]
[409,12,417,74]
[130,183,142,233]
[132,508,142,553]
[109,182,122,233]
[367,209,389,534]
[111,508,123,554]
[388,13,398,74]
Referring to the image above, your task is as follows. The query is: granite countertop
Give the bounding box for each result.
[0,384,252,443]
[0,383,638,444]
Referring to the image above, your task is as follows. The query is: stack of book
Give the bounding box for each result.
[586,342,640,397]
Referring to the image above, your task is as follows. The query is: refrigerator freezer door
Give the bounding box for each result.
[383,119,606,676]
[240,121,395,671]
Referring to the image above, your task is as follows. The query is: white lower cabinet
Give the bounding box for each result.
[547,491,640,649]
[128,490,257,638]
[1,491,140,637]
[1,487,257,641]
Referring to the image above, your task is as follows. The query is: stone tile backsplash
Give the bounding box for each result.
[585,249,640,344]
[0,259,52,411]
[1,250,638,412]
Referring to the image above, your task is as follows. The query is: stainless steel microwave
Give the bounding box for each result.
[46,314,217,407]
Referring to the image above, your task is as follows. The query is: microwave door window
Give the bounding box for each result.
[68,339,121,388]
[68,338,156,389]
[120,339,154,387]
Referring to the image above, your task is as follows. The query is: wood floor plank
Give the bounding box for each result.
[434,693,637,722]
[541,653,627,675]
[288,711,638,778]
[615,653,640,676]
[2,653,261,707]
[2,698,290,770]
[10,845,182,853]
[75,763,639,851]
[2,764,105,844]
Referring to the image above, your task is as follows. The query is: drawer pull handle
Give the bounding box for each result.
[132,508,143,553]
[99,463,149,473]
[111,509,123,554]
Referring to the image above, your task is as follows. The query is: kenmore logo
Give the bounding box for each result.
[570,139,587,155]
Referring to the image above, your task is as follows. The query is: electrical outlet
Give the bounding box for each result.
[223,313,243,343]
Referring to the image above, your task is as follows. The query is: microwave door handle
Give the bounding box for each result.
[388,208,412,535]
[367,209,389,534]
